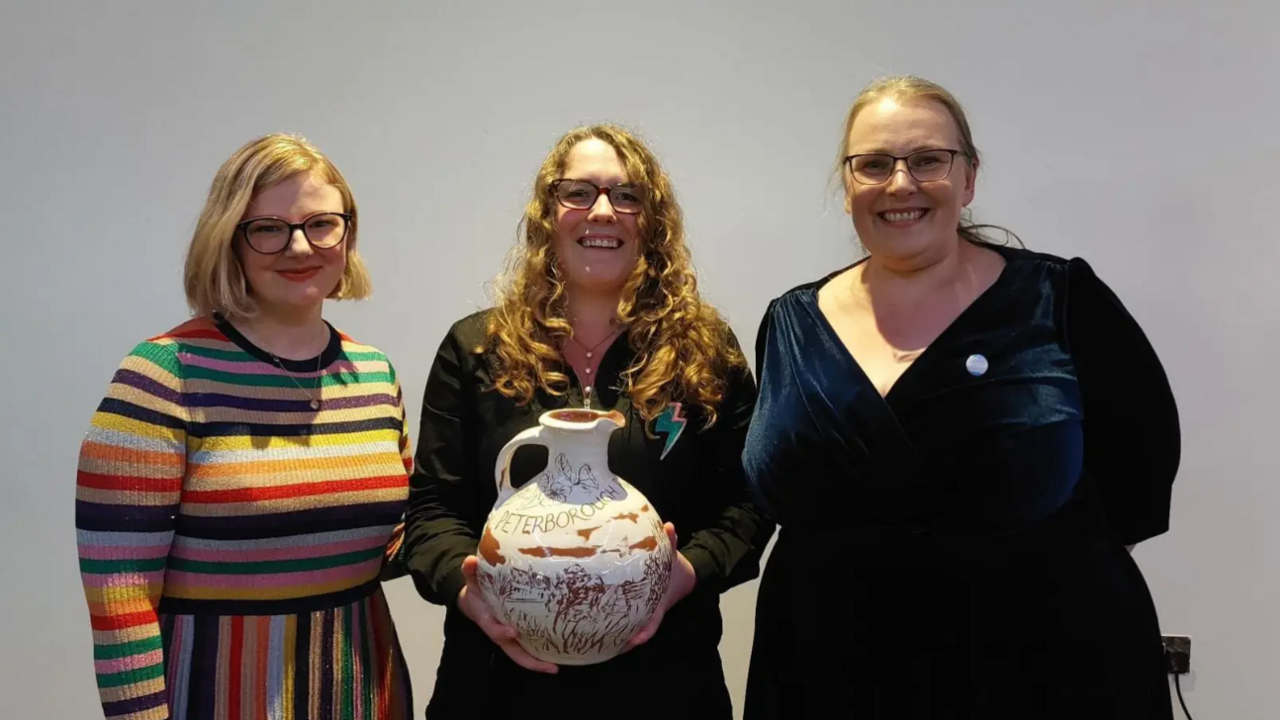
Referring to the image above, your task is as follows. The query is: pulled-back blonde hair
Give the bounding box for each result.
[836,75,1019,247]
[183,133,372,319]
[481,124,746,427]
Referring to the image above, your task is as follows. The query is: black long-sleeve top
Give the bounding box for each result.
[403,310,775,719]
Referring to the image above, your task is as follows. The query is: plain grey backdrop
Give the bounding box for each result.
[2,1,1276,718]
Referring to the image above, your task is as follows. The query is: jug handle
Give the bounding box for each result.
[494,425,545,505]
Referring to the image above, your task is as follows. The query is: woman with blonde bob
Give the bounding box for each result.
[75,134,415,720]
[403,124,773,719]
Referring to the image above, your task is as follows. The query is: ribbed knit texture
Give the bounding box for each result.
[76,317,413,720]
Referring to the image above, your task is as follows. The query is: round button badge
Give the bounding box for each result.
[965,354,989,376]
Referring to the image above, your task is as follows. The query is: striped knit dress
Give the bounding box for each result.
[75,316,414,720]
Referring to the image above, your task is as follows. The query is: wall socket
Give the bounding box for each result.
[1162,634,1191,674]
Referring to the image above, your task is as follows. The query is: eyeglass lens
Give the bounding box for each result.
[242,214,348,253]
[849,150,957,184]
[553,181,645,214]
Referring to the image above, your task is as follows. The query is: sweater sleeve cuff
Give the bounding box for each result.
[406,552,471,608]
[437,567,468,609]
[681,546,720,592]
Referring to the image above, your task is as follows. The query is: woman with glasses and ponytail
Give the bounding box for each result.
[75,134,415,720]
[742,76,1181,719]
[402,124,773,720]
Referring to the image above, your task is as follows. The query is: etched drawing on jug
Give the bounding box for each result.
[477,408,675,665]
[506,453,617,513]
[477,513,672,663]
[497,455,624,532]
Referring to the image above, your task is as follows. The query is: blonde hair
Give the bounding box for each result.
[481,124,746,427]
[183,133,372,319]
[835,75,1019,247]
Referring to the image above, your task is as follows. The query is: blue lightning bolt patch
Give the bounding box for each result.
[655,402,687,460]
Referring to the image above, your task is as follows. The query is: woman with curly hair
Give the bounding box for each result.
[402,125,774,719]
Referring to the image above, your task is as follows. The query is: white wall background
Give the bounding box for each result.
[2,1,1276,718]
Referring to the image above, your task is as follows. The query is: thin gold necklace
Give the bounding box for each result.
[269,352,324,410]
[567,326,622,385]
[567,327,621,359]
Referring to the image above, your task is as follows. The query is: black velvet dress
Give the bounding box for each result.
[741,245,1180,719]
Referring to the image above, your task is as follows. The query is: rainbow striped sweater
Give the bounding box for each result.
[75,317,414,720]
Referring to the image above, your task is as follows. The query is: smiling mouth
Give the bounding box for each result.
[278,267,322,281]
[578,237,622,249]
[878,209,929,224]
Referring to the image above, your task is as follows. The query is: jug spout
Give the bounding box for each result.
[543,408,626,433]
[597,409,626,431]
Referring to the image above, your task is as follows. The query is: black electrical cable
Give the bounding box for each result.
[1165,644,1195,720]
[1173,672,1194,720]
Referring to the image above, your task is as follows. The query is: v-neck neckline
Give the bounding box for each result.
[804,245,1017,408]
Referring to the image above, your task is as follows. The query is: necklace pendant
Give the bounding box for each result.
[585,351,593,358]
[309,399,320,410]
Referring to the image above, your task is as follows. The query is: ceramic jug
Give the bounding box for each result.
[475,408,674,666]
